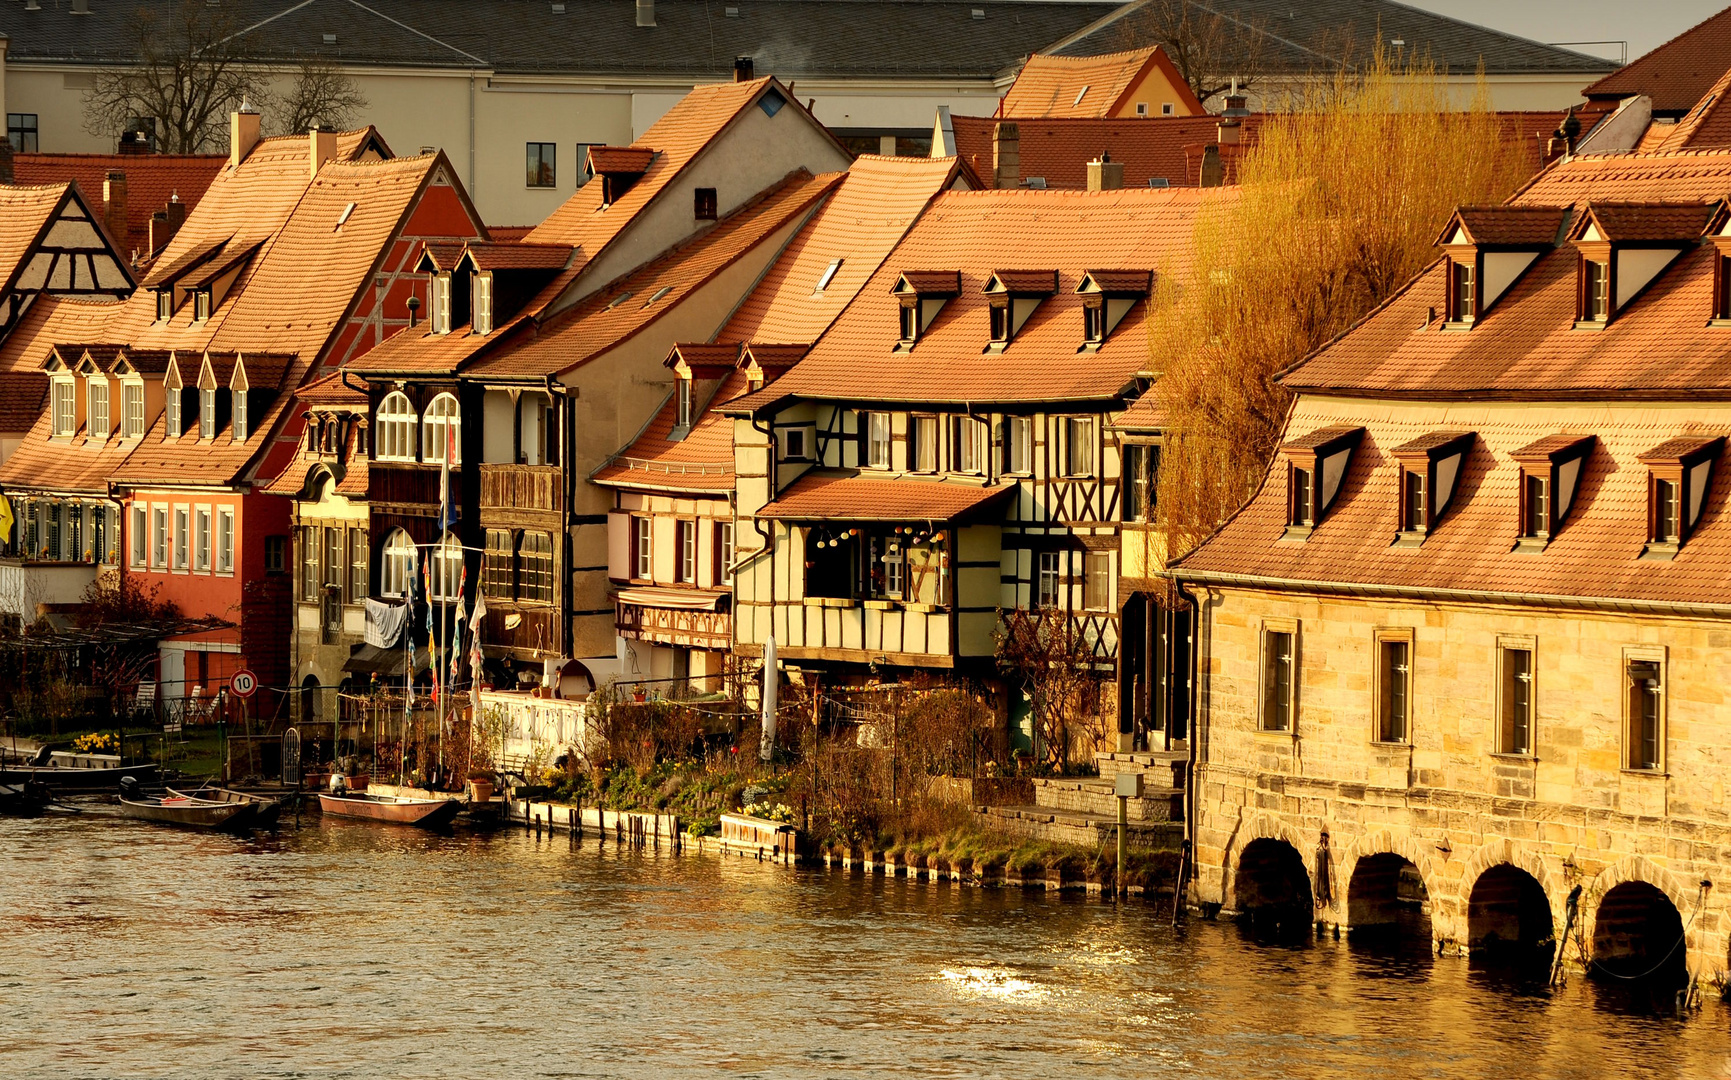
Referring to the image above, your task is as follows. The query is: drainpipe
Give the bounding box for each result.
[1173,577,1204,919]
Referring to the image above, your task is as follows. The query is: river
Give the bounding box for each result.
[3,813,1729,1079]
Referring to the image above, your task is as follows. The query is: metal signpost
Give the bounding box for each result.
[229,670,257,783]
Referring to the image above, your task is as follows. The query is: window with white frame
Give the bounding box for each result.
[1083,551,1111,611]
[376,391,418,461]
[676,379,692,429]
[200,388,218,439]
[123,383,145,437]
[423,392,460,464]
[716,520,734,585]
[430,532,463,600]
[473,272,493,335]
[166,389,182,437]
[348,527,368,602]
[910,415,938,472]
[216,509,234,572]
[866,412,892,469]
[381,529,416,597]
[195,507,211,571]
[675,520,696,584]
[88,381,109,438]
[300,524,321,602]
[431,273,453,334]
[1062,416,1096,477]
[151,506,168,567]
[1002,415,1032,475]
[130,505,147,567]
[632,516,652,580]
[1036,551,1061,607]
[232,391,248,442]
[173,506,189,569]
[954,415,987,474]
[52,381,75,436]
[882,539,905,599]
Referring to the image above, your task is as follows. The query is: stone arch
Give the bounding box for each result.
[1581,856,1700,982]
[1334,829,1442,927]
[1457,838,1559,907]
[1221,811,1313,914]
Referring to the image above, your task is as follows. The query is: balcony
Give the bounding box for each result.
[480,465,562,514]
[616,588,731,650]
[368,463,441,509]
[481,604,560,657]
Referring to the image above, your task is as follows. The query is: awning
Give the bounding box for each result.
[616,587,729,612]
[756,471,1014,525]
[343,643,431,678]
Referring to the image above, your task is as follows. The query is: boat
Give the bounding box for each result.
[117,792,258,832]
[0,762,160,791]
[0,781,50,816]
[317,792,461,828]
[168,786,283,829]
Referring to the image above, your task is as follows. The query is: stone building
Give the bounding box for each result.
[1171,92,1731,989]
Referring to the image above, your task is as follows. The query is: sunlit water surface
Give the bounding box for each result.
[4,813,1731,1079]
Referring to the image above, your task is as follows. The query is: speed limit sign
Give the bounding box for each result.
[230,669,258,698]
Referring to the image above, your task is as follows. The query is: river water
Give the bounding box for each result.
[3,813,1730,1080]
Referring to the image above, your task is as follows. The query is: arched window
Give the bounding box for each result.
[423,392,460,465]
[376,391,417,462]
[380,528,416,597]
[430,530,464,600]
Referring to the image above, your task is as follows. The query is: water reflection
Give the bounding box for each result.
[3,815,1731,1079]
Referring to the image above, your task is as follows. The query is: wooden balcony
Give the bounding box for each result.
[368,463,441,508]
[480,465,562,514]
[480,604,560,658]
[617,592,731,650]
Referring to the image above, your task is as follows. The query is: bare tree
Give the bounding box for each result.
[83,0,262,154]
[995,607,1110,772]
[1114,0,1268,108]
[270,60,369,136]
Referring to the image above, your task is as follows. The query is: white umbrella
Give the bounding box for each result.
[760,633,777,761]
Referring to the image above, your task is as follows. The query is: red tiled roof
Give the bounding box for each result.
[1656,65,1731,151]
[459,242,572,271]
[757,470,1015,523]
[896,270,964,293]
[11,153,224,260]
[1582,8,1731,114]
[588,146,656,174]
[1574,201,1716,242]
[0,295,129,436]
[1172,400,1731,611]
[0,184,69,293]
[729,186,1231,409]
[592,369,745,494]
[1443,206,1568,247]
[295,370,369,408]
[1113,392,1167,432]
[988,269,1058,292]
[1515,148,1731,204]
[1084,269,1152,292]
[488,226,535,242]
[952,114,1256,190]
[1001,47,1201,119]
[1511,433,1593,461]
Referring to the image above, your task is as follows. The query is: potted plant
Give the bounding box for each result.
[466,767,496,803]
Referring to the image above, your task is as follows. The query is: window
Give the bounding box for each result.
[173,507,189,569]
[1261,627,1297,732]
[1450,258,1475,321]
[348,527,368,601]
[381,529,416,597]
[1136,102,1149,117]
[815,258,843,293]
[779,426,809,461]
[96,506,116,565]
[166,389,182,437]
[1585,259,1609,321]
[1289,465,1314,527]
[716,521,734,585]
[526,142,557,187]
[194,507,211,571]
[232,390,247,442]
[675,520,696,583]
[520,531,554,603]
[324,526,345,599]
[44,503,60,561]
[200,388,217,439]
[1639,436,1720,558]
[194,290,211,322]
[759,88,786,117]
[1522,473,1549,538]
[954,416,986,474]
[423,393,461,464]
[301,525,321,601]
[430,533,463,600]
[676,378,692,429]
[151,506,168,568]
[898,302,919,343]
[1083,551,1111,611]
[1717,253,1731,321]
[1036,551,1061,607]
[130,505,147,567]
[882,540,905,600]
[123,384,144,438]
[1123,443,1160,522]
[1376,635,1411,743]
[575,143,597,188]
[1002,415,1032,475]
[1062,416,1095,477]
[1626,656,1664,771]
[1401,469,1426,532]
[473,273,493,335]
[910,416,938,472]
[694,187,718,220]
[7,113,39,153]
[214,511,235,573]
[376,391,418,461]
[431,273,452,334]
[1652,477,1679,543]
[261,532,282,575]
[989,302,1011,343]
[865,412,892,469]
[484,529,515,599]
[1498,644,1534,755]
[88,381,109,439]
[52,382,75,436]
[632,517,652,580]
[1084,304,1105,343]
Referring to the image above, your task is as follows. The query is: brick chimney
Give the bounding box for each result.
[309,125,338,178]
[102,170,128,245]
[992,121,1020,191]
[1199,145,1224,188]
[1087,151,1123,191]
[636,0,655,26]
[230,103,262,168]
[1217,116,1242,145]
[149,193,187,256]
[735,56,755,82]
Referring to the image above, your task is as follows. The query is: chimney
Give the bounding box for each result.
[992,121,1020,191]
[1217,116,1241,145]
[1547,106,1582,160]
[149,193,186,255]
[734,56,755,82]
[0,142,13,186]
[309,125,338,178]
[230,103,261,168]
[1086,151,1123,191]
[102,171,128,245]
[636,0,655,26]
[1199,145,1224,188]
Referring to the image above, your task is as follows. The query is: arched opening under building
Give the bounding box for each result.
[1591,881,1688,1000]
[1346,853,1431,943]
[1467,865,1554,969]
[1234,838,1313,938]
[300,674,323,722]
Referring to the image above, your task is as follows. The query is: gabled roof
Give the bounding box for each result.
[1439,206,1568,247]
[951,114,1258,190]
[0,183,135,304]
[457,243,573,272]
[1000,46,1201,119]
[0,296,129,436]
[0,185,73,295]
[295,370,370,409]
[1653,64,1731,152]
[757,470,1015,523]
[11,153,225,259]
[1583,7,1731,114]
[1569,202,1715,244]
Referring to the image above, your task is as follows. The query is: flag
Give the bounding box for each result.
[0,494,14,551]
[468,590,487,686]
[449,565,468,682]
[438,421,459,533]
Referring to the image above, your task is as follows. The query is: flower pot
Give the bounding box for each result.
[467,778,496,802]
[347,774,369,792]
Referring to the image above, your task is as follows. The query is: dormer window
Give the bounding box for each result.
[891,271,961,348]
[233,391,248,442]
[1584,259,1609,321]
[589,146,655,207]
[675,377,692,429]
[1076,270,1150,349]
[1568,202,1711,329]
[193,289,211,322]
[1277,425,1363,540]
[156,290,173,321]
[431,273,453,334]
[473,272,493,335]
[1390,431,1474,545]
[1637,435,1723,560]
[201,389,218,439]
[122,382,144,438]
[1434,206,1563,328]
[982,270,1057,351]
[1715,250,1731,323]
[1511,434,1593,550]
[51,380,76,437]
[88,379,109,440]
[1450,258,1475,321]
[167,386,182,436]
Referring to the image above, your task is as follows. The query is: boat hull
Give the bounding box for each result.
[168,787,283,829]
[0,763,160,791]
[119,796,257,832]
[317,793,461,828]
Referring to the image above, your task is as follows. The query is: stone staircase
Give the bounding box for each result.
[974,750,1187,848]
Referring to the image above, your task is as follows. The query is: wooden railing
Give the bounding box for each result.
[368,464,442,507]
[479,464,562,513]
[616,599,731,649]
[481,605,559,656]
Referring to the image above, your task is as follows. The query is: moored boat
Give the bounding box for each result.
[0,762,160,791]
[117,792,258,832]
[168,786,283,829]
[317,792,461,828]
[0,781,50,816]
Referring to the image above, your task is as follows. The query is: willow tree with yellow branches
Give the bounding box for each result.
[1148,51,1537,560]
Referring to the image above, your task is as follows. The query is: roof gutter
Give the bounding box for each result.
[1163,567,1731,621]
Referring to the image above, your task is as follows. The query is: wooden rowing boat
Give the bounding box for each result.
[118,793,258,832]
[317,792,461,828]
[0,762,160,791]
[0,781,50,816]
[168,786,283,829]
